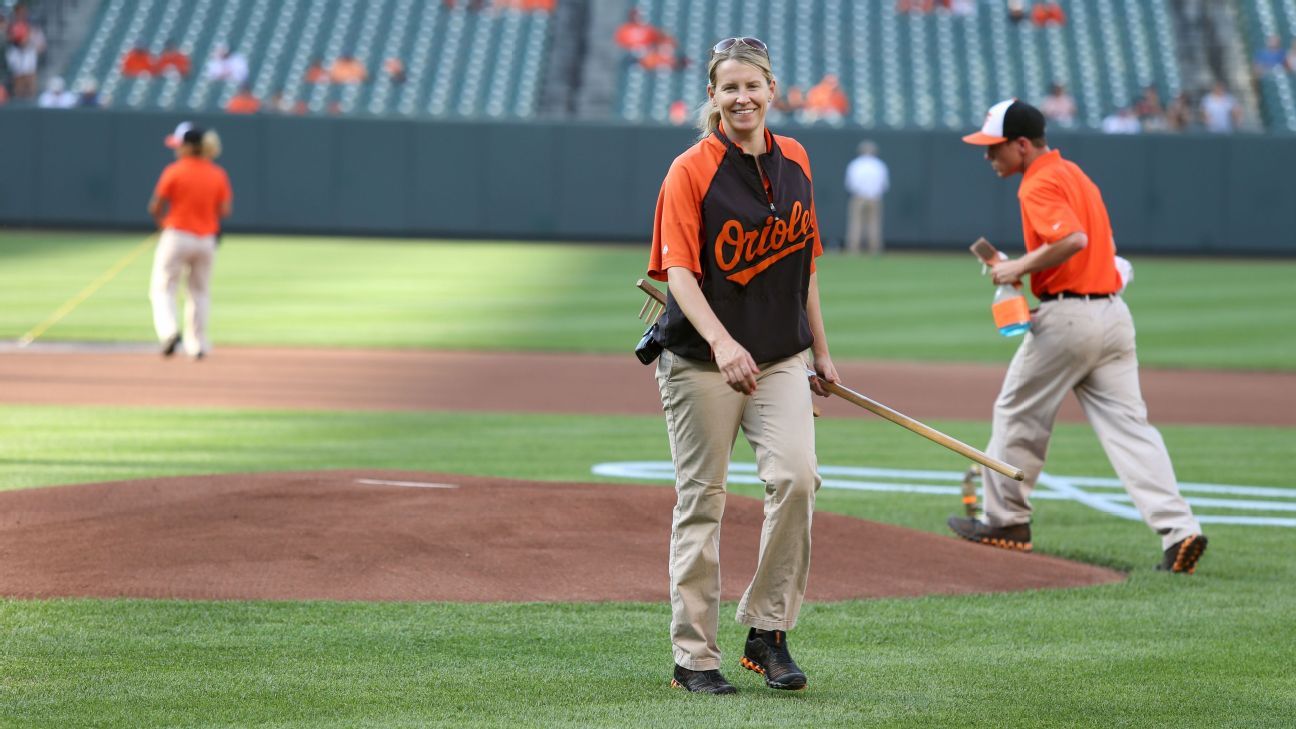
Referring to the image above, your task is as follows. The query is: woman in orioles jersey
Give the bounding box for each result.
[148,122,232,359]
[646,36,839,695]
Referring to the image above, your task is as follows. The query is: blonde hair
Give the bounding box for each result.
[202,130,222,160]
[696,43,775,141]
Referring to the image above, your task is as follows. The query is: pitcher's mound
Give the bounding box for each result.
[0,470,1123,602]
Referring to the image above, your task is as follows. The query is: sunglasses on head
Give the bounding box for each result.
[712,36,768,55]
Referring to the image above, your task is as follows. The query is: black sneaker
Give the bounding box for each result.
[671,664,737,695]
[161,334,182,358]
[947,516,1032,552]
[1157,534,1207,574]
[740,628,807,691]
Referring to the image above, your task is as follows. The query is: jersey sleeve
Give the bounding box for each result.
[776,136,823,273]
[647,157,704,282]
[153,165,176,201]
[1021,180,1084,244]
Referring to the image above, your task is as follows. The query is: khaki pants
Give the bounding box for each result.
[982,296,1200,549]
[150,229,217,356]
[655,349,820,671]
[845,196,883,255]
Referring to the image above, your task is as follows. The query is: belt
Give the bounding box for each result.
[1038,291,1116,302]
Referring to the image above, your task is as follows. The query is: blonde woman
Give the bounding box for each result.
[645,36,838,694]
[148,122,232,359]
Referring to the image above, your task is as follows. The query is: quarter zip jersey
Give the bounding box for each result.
[647,126,823,363]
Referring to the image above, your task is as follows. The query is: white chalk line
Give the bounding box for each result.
[591,462,1296,528]
[355,478,460,489]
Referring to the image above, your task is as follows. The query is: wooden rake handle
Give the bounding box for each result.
[634,279,1024,481]
[815,377,1024,481]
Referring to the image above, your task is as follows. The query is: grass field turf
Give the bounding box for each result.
[2,231,1294,369]
[2,233,1294,726]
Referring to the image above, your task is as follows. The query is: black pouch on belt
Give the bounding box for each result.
[634,322,663,365]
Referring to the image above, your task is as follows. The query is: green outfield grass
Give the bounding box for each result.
[3,233,1294,726]
[1,406,1294,727]
[2,231,1293,369]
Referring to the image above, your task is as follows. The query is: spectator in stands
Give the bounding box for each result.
[121,42,156,77]
[1165,91,1193,132]
[772,84,804,115]
[205,43,249,85]
[1040,82,1076,126]
[305,58,328,84]
[949,0,976,16]
[156,40,192,78]
[384,57,406,84]
[640,40,688,72]
[1134,85,1168,131]
[896,0,935,13]
[1007,0,1027,24]
[1199,81,1241,133]
[329,54,367,84]
[1031,2,1065,27]
[0,84,8,107]
[1287,38,1296,73]
[801,74,849,124]
[668,99,689,125]
[1254,35,1286,77]
[1101,106,1140,134]
[76,78,102,108]
[4,33,39,98]
[844,140,890,256]
[225,84,261,114]
[615,8,663,62]
[37,75,76,108]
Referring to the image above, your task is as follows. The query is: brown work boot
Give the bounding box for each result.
[947,516,1032,552]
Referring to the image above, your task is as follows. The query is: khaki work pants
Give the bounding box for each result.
[845,196,883,255]
[150,229,217,356]
[982,296,1200,549]
[655,349,820,671]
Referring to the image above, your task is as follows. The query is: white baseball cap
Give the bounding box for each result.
[962,98,1047,145]
[164,121,193,148]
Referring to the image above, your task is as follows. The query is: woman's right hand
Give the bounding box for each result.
[713,337,759,394]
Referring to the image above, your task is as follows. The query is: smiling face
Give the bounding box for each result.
[708,59,775,142]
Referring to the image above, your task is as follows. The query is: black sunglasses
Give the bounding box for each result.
[712,37,768,55]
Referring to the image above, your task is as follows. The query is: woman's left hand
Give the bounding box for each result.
[809,354,839,397]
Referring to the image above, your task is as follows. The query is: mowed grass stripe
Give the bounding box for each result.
[2,232,1293,368]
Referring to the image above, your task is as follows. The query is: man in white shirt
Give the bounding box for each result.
[1101,106,1141,134]
[1199,81,1241,133]
[844,140,890,255]
[37,76,78,108]
[204,43,249,85]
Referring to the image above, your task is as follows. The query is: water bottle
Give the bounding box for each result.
[992,283,1031,337]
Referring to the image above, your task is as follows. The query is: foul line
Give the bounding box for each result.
[17,234,158,347]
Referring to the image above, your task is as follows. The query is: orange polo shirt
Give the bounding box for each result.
[154,157,232,236]
[1018,149,1121,298]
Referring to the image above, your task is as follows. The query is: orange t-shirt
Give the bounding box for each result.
[1018,149,1121,297]
[154,157,232,236]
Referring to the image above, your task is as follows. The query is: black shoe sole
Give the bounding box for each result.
[947,517,1032,552]
[1162,534,1208,574]
[670,678,737,695]
[740,655,807,691]
[161,335,181,358]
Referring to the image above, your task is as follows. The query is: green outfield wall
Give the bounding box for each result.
[2,108,1292,253]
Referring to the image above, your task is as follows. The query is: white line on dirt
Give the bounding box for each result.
[355,479,460,489]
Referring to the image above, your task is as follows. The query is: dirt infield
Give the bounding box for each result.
[3,345,1287,603]
[2,345,1293,425]
[0,470,1123,602]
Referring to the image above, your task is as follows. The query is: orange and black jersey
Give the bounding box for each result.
[648,126,823,363]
